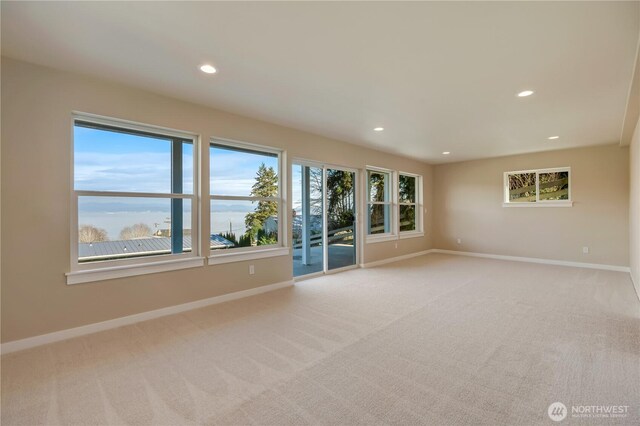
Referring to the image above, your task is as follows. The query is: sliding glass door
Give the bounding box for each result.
[292,164,324,276]
[326,168,356,271]
[292,163,357,277]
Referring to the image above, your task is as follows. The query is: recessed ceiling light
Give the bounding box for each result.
[547,136,560,140]
[200,64,217,74]
[442,151,450,155]
[373,127,384,132]
[517,90,534,97]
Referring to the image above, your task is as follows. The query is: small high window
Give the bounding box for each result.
[504,168,571,206]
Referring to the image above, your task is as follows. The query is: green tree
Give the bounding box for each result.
[244,163,278,242]
[398,175,415,203]
[218,231,238,246]
[238,233,253,247]
[217,231,253,248]
[257,228,277,246]
[309,169,355,229]
[368,172,387,229]
[326,169,354,228]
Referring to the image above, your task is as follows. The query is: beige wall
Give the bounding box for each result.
[0,58,433,342]
[433,144,630,266]
[630,118,640,297]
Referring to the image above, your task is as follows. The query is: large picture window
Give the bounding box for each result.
[504,167,571,206]
[367,169,393,236]
[209,140,283,255]
[71,115,198,271]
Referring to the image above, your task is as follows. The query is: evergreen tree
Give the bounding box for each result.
[257,228,277,246]
[238,233,253,247]
[326,170,355,228]
[368,172,387,229]
[308,168,355,228]
[244,163,278,242]
[218,232,238,246]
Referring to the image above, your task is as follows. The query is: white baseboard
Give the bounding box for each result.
[1,280,294,355]
[431,249,631,273]
[360,249,434,268]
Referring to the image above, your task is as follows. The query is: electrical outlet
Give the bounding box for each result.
[582,246,589,254]
[395,242,398,249]
[249,264,255,275]
[457,238,462,244]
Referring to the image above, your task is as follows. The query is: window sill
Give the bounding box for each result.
[502,201,573,208]
[399,231,424,240]
[366,234,397,244]
[208,247,290,265]
[66,257,205,285]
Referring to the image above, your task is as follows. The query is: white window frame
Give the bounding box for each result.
[398,172,424,239]
[365,166,397,243]
[291,158,361,275]
[503,167,572,207]
[66,113,202,285]
[208,138,289,265]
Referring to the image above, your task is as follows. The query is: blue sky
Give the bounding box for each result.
[74,126,279,206]
[209,146,278,197]
[74,126,190,194]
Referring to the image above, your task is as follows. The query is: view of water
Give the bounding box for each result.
[210,211,251,235]
[79,211,250,241]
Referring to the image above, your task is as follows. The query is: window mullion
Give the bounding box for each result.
[75,190,190,199]
[171,139,184,255]
[210,195,278,202]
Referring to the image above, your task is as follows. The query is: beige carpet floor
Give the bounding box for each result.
[2,253,639,425]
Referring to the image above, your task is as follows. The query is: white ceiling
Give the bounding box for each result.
[2,1,639,163]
